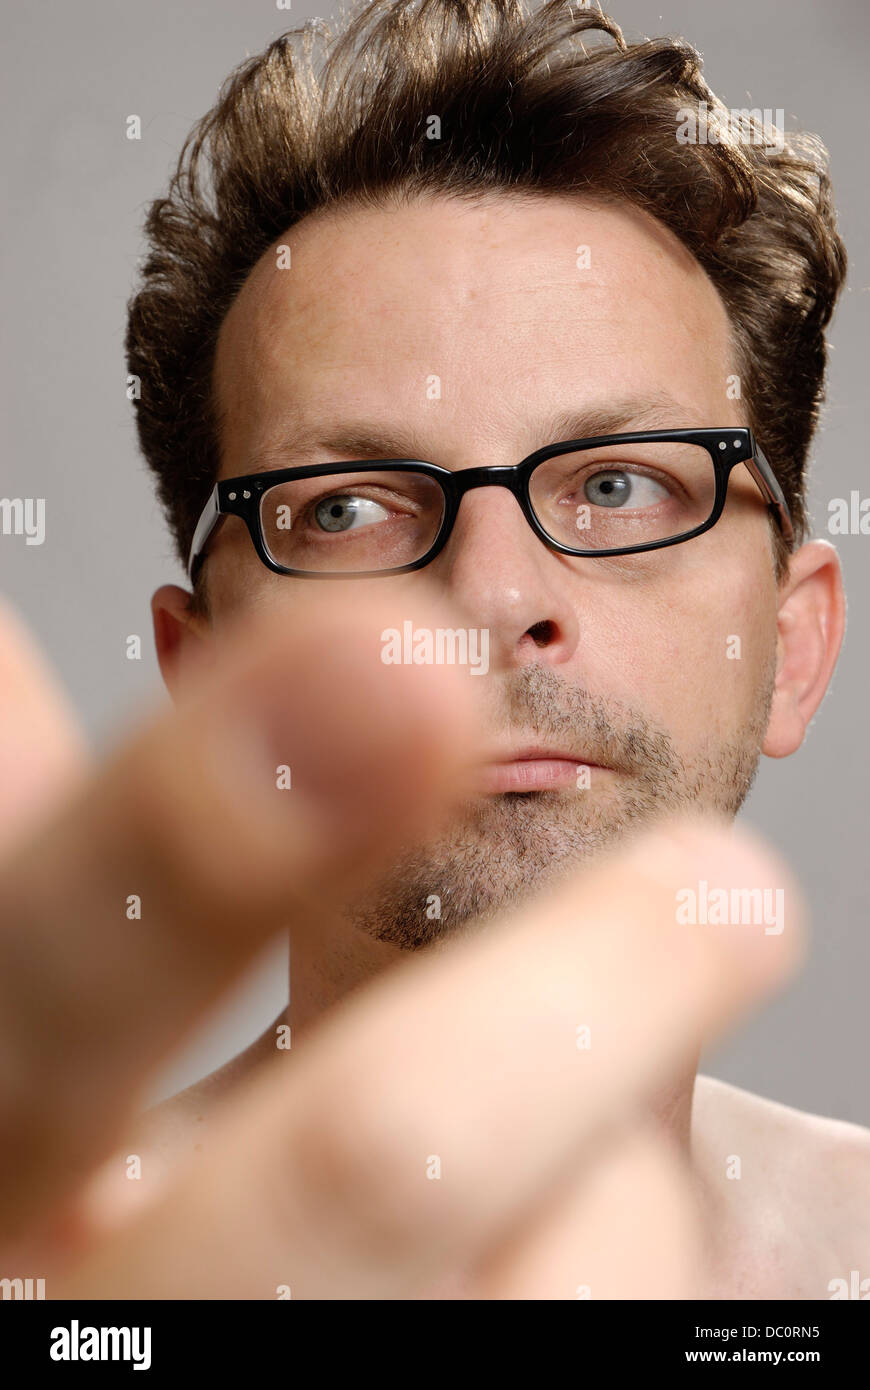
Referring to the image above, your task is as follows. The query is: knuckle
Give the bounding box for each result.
[114,723,264,933]
[288,1070,443,1264]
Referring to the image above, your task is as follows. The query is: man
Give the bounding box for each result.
[1,0,867,1300]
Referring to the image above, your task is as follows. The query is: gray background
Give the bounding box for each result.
[1,0,867,1119]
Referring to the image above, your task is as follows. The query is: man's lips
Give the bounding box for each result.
[478,746,613,794]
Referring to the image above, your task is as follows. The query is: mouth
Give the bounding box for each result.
[478,745,613,794]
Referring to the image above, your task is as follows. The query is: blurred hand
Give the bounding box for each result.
[0,590,804,1298]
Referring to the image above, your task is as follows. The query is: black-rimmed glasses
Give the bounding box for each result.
[186,427,793,582]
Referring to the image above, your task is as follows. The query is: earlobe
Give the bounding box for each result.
[151,584,215,700]
[762,541,846,759]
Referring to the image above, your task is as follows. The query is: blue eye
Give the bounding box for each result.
[314,495,391,531]
[584,470,669,508]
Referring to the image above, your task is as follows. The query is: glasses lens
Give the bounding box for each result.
[259,469,446,573]
[529,441,717,552]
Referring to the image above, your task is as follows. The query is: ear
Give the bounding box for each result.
[151,585,217,701]
[762,540,845,758]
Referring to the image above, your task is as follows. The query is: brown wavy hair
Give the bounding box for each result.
[125,0,846,607]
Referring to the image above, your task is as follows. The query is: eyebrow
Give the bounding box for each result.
[245,393,716,473]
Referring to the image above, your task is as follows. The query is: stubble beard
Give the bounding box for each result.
[342,660,776,950]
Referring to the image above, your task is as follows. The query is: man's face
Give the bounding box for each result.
[204,192,780,946]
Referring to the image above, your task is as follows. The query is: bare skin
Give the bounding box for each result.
[115,1018,870,1301]
[0,192,866,1300]
[145,192,865,1298]
[3,582,809,1301]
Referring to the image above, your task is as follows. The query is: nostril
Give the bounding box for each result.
[526,620,555,647]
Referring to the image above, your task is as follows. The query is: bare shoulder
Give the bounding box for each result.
[134,1074,219,1160]
[70,1037,285,1238]
[132,1021,284,1164]
[693,1073,870,1279]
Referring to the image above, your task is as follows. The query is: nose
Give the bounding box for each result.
[428,480,581,672]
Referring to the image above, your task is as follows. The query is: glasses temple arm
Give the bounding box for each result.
[745,442,794,543]
[187,484,223,584]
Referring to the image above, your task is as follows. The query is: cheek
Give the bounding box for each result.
[208,545,280,632]
[209,564,258,623]
[575,552,778,747]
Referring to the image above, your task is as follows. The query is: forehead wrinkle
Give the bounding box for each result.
[213,194,741,477]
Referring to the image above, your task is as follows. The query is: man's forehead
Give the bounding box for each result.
[221,191,716,326]
[213,192,735,468]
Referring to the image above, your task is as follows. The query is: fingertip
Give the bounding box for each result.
[638,814,807,981]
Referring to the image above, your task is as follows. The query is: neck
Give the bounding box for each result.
[285,924,702,1161]
[287,917,406,1041]
[649,1068,698,1152]
[235,929,715,1297]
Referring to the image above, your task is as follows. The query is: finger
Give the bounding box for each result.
[0,585,484,1237]
[465,1122,700,1300]
[0,597,89,855]
[49,818,805,1299]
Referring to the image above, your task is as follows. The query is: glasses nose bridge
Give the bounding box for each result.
[451,463,525,505]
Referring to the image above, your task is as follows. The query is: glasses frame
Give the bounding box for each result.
[187,426,793,582]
